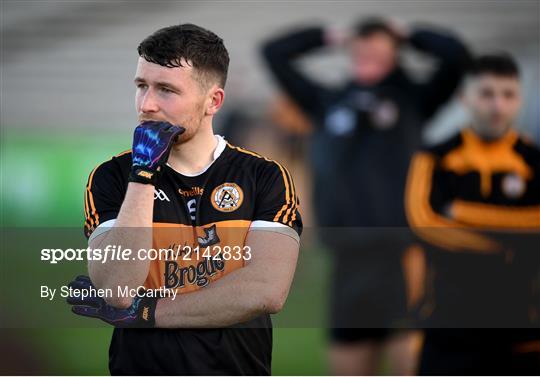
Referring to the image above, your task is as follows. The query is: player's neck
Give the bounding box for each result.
[168,127,218,176]
[467,125,516,144]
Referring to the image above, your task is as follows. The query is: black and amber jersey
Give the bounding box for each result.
[83,135,302,375]
[405,127,540,327]
[406,127,539,251]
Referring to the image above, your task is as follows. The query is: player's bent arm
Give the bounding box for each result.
[405,152,503,253]
[155,230,299,328]
[88,182,154,308]
[408,27,471,118]
[261,26,330,116]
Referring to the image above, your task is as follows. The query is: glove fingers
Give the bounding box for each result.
[68,279,92,292]
[71,305,101,318]
[75,275,92,283]
[139,120,161,129]
[66,295,102,307]
[165,126,185,146]
[171,125,185,139]
[66,276,102,307]
[69,275,94,289]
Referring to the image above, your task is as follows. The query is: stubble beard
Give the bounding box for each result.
[473,116,513,141]
[175,111,206,145]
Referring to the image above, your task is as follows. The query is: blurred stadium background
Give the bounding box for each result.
[1,0,538,374]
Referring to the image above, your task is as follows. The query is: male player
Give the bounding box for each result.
[406,54,540,374]
[262,18,470,374]
[67,23,302,375]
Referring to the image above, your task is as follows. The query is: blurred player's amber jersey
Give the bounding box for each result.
[405,128,540,328]
[406,127,539,251]
[83,135,302,375]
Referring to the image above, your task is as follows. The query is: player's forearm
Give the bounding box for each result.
[88,182,154,307]
[114,182,155,227]
[155,267,285,328]
[262,26,325,64]
[409,27,470,64]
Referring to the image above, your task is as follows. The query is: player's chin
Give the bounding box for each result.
[491,120,511,134]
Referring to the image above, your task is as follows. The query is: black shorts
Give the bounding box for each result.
[327,231,413,342]
[421,247,539,328]
[419,329,540,375]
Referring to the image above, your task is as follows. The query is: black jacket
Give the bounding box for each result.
[262,26,471,228]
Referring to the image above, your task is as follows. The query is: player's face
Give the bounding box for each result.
[134,57,207,143]
[463,74,521,140]
[350,32,397,85]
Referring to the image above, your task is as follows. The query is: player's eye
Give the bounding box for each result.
[159,87,174,93]
[136,83,148,89]
[503,90,515,99]
[480,88,493,99]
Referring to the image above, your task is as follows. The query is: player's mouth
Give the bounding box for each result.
[139,117,168,123]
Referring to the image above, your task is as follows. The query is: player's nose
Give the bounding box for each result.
[139,89,160,113]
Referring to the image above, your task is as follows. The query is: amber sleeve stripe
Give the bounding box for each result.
[84,149,131,233]
[451,200,540,228]
[405,152,501,253]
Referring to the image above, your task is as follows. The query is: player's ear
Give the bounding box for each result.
[206,85,225,116]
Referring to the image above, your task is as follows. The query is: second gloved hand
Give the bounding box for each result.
[66,275,159,328]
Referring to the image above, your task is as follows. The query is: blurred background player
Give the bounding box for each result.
[262,17,471,375]
[406,54,540,374]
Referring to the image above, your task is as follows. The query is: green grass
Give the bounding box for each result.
[273,328,328,375]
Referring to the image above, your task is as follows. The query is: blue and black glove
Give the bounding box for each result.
[129,120,185,185]
[66,275,158,328]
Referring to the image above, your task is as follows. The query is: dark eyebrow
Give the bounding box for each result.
[133,77,181,92]
[155,81,181,92]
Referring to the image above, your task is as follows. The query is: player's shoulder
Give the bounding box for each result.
[514,134,540,164]
[224,142,293,180]
[420,131,463,158]
[87,149,132,184]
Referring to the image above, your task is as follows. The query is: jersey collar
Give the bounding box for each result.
[166,134,227,177]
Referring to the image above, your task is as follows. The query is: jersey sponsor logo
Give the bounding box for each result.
[164,255,225,289]
[154,189,170,202]
[502,173,526,199]
[211,183,244,212]
[197,224,220,247]
[178,187,204,197]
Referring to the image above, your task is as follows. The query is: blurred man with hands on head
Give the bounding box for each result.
[262,17,470,375]
[68,23,302,375]
[406,54,540,374]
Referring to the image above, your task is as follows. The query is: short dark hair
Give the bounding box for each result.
[138,23,230,88]
[468,53,520,78]
[353,17,402,45]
